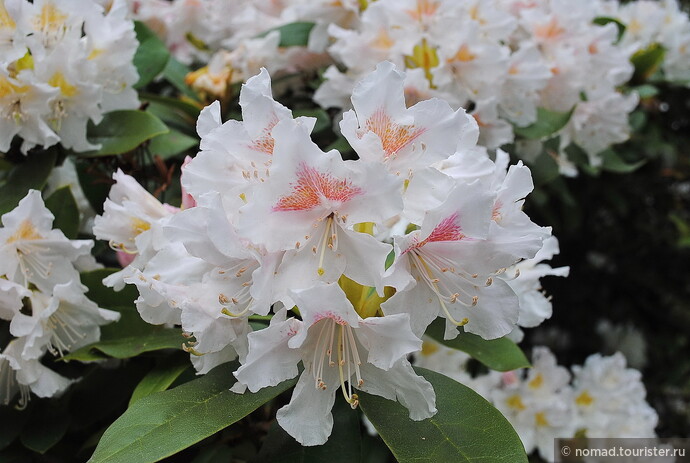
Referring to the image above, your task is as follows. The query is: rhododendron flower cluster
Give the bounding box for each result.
[414,342,659,462]
[94,63,554,445]
[127,0,690,176]
[0,190,119,408]
[0,0,139,154]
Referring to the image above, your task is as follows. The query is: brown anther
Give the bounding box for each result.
[218,293,229,304]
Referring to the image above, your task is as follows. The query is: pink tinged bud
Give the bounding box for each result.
[181,156,197,210]
[116,250,136,267]
[502,371,519,386]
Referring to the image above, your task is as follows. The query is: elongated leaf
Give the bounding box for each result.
[44,185,79,239]
[88,363,297,463]
[62,328,186,361]
[80,269,139,310]
[162,57,200,101]
[83,110,169,157]
[258,22,315,47]
[593,17,626,42]
[256,398,362,463]
[599,149,646,173]
[425,319,530,371]
[360,367,527,463]
[631,43,665,82]
[129,356,191,406]
[0,405,30,450]
[514,107,574,140]
[20,400,70,454]
[148,130,199,159]
[133,21,170,89]
[140,93,201,120]
[0,148,57,215]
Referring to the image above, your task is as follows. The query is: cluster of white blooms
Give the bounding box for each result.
[316,0,642,172]
[128,0,357,98]
[415,343,658,462]
[94,63,556,446]
[0,191,120,408]
[0,0,139,154]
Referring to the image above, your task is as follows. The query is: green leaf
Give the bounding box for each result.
[83,110,169,157]
[0,405,30,450]
[162,57,201,101]
[599,149,647,173]
[0,148,57,215]
[148,130,199,159]
[80,269,139,310]
[133,21,171,89]
[292,108,331,134]
[425,319,530,372]
[360,367,527,463]
[514,107,574,140]
[129,356,191,406]
[259,22,315,47]
[44,185,79,239]
[62,328,186,361]
[191,445,233,463]
[20,400,70,454]
[87,363,297,463]
[593,17,626,42]
[631,43,666,82]
[256,398,362,463]
[140,93,201,120]
[633,84,659,99]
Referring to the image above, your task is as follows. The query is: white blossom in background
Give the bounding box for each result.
[0,0,139,154]
[572,352,658,438]
[0,190,119,407]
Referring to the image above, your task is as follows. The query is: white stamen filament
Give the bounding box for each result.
[312,319,362,408]
[314,216,338,276]
[46,311,86,357]
[15,243,53,285]
[408,250,479,327]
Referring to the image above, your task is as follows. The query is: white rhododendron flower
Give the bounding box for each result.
[235,284,435,446]
[0,190,94,293]
[0,189,119,407]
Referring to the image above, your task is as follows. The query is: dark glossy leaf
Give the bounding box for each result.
[0,405,31,450]
[192,445,233,463]
[0,148,57,215]
[62,328,185,362]
[20,399,70,454]
[79,269,139,310]
[162,57,200,101]
[83,110,169,157]
[256,398,361,463]
[87,362,297,463]
[631,43,666,82]
[133,21,170,89]
[258,22,315,47]
[360,367,527,463]
[44,186,79,239]
[148,130,198,159]
[514,107,574,140]
[600,149,647,173]
[593,17,626,42]
[140,93,201,120]
[129,355,191,406]
[425,319,530,372]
